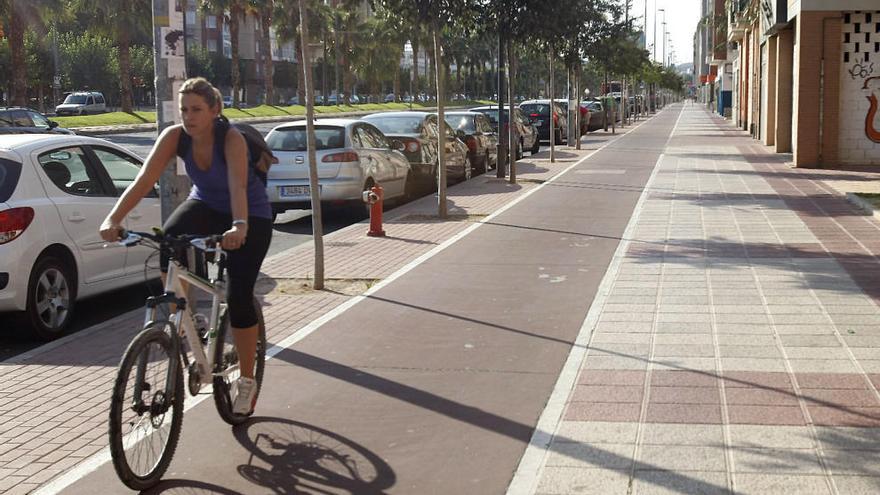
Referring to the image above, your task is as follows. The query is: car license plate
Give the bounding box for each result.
[533,121,542,126]
[279,185,311,197]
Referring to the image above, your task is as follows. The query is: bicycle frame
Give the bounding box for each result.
[132,241,236,409]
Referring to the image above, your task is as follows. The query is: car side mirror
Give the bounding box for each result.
[48,120,59,129]
[391,140,405,152]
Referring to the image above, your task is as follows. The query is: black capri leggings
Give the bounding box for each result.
[160,200,272,328]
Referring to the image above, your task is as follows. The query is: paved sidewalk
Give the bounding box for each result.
[515,105,880,494]
[0,113,631,494]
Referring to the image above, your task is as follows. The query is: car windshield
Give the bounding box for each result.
[365,116,422,134]
[473,109,509,124]
[520,104,549,117]
[63,95,88,104]
[266,126,346,151]
[0,158,23,202]
[445,115,475,132]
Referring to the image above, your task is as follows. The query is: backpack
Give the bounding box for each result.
[175,117,277,185]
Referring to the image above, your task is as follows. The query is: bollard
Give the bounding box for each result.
[363,184,386,237]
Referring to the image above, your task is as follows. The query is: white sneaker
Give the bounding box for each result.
[233,377,257,415]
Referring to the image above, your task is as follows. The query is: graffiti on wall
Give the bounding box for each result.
[842,11,880,147]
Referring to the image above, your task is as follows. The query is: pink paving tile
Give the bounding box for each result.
[794,373,870,389]
[725,388,800,406]
[651,370,718,387]
[721,371,795,390]
[727,405,807,425]
[564,402,642,422]
[644,403,722,424]
[571,385,644,403]
[800,389,880,408]
[577,369,646,386]
[808,406,880,427]
[869,374,880,390]
[649,386,721,404]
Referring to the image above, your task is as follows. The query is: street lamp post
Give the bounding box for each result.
[654,7,664,63]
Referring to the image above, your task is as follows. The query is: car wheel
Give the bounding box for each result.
[464,159,472,181]
[516,140,523,160]
[482,151,490,174]
[26,255,76,340]
[531,137,540,155]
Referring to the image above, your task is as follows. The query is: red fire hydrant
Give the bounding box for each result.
[363,184,385,237]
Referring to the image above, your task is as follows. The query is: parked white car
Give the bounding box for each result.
[54,91,107,116]
[264,119,412,217]
[0,134,160,339]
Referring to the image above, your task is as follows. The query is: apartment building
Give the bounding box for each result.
[716,0,880,167]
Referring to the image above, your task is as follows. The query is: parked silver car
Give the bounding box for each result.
[55,91,107,116]
[264,119,412,216]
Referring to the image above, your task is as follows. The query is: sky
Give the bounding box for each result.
[628,0,702,67]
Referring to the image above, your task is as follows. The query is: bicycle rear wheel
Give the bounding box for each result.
[109,323,184,491]
[213,298,267,425]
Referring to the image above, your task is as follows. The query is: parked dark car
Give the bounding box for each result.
[519,99,568,144]
[444,111,497,174]
[0,107,74,135]
[361,111,470,190]
[554,99,591,137]
[470,105,539,158]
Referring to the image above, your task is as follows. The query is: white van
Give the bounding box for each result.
[55,92,107,116]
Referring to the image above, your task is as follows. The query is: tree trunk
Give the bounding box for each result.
[411,35,419,97]
[549,47,555,163]
[9,3,26,107]
[295,32,306,104]
[508,39,516,184]
[118,1,134,113]
[297,0,324,290]
[433,26,446,219]
[393,44,402,102]
[230,4,242,107]
[428,41,436,98]
[261,5,274,105]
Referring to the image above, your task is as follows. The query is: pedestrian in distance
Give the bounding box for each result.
[99,76,272,415]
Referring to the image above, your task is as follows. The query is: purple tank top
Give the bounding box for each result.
[184,137,272,219]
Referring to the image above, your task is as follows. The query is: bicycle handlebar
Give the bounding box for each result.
[117,230,225,254]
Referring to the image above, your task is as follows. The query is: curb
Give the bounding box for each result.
[70,104,481,136]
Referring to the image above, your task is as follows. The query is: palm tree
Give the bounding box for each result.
[200,0,247,107]
[70,0,151,113]
[249,0,274,105]
[273,0,327,105]
[0,0,60,106]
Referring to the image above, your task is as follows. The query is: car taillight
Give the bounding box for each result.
[0,207,35,245]
[465,136,477,152]
[405,139,420,153]
[553,112,559,125]
[529,113,540,118]
[322,151,359,162]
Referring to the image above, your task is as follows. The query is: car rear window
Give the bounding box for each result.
[63,94,88,104]
[364,116,423,134]
[520,104,550,117]
[445,115,475,133]
[0,158,23,202]
[473,109,510,124]
[266,126,345,151]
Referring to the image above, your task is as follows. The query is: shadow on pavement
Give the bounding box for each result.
[143,479,244,494]
[233,417,396,495]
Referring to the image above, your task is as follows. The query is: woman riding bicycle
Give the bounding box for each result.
[99,77,272,415]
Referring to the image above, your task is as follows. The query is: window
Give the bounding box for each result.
[38,148,105,196]
[206,15,217,28]
[91,147,156,197]
[186,11,195,25]
[354,126,378,148]
[9,110,32,127]
[28,111,51,128]
[0,158,23,202]
[365,126,389,148]
[207,39,218,52]
[87,97,94,105]
[266,126,345,151]
[94,94,105,104]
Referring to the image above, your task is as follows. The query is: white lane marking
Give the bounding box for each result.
[36,119,645,495]
[505,106,685,495]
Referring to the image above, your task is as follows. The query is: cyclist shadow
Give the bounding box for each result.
[141,479,244,494]
[232,416,396,494]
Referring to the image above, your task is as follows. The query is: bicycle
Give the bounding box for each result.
[107,229,267,491]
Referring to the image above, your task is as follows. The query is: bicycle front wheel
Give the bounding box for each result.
[109,323,184,491]
[213,298,267,425]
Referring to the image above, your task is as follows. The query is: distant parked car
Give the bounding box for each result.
[384,93,396,103]
[582,100,606,131]
[264,119,411,216]
[519,99,568,144]
[54,91,106,116]
[470,105,539,158]
[444,111,497,174]
[0,108,74,135]
[0,133,161,339]
[361,111,470,190]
